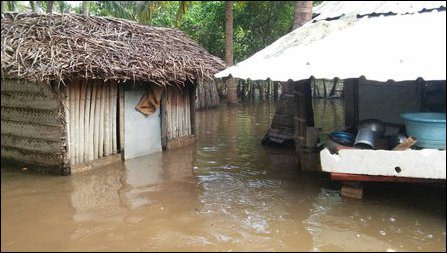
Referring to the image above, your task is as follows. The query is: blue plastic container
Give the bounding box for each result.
[401,113,446,149]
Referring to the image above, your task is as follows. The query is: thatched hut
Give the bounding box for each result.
[1,12,225,175]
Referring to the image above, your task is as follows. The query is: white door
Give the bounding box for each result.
[124,89,162,160]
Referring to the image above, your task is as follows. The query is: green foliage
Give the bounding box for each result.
[6,1,18,11]
[233,1,293,62]
[151,1,180,27]
[179,1,226,59]
[3,1,30,12]
[179,1,293,63]
[57,1,72,13]
[89,1,185,26]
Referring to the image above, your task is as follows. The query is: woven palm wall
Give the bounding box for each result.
[1,79,69,174]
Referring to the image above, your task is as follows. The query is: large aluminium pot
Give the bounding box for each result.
[353,119,386,150]
[358,119,385,139]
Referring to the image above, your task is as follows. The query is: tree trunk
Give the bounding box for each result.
[29,1,36,12]
[225,1,238,105]
[47,1,54,13]
[82,1,90,16]
[292,1,313,30]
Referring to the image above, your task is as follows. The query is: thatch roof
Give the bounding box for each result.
[1,12,226,86]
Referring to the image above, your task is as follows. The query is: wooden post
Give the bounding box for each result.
[236,80,241,100]
[179,87,184,137]
[294,79,314,170]
[88,81,96,161]
[167,88,172,140]
[312,80,318,98]
[190,85,196,135]
[69,83,76,165]
[267,79,271,101]
[273,82,279,101]
[108,82,114,154]
[75,82,82,164]
[174,89,179,138]
[84,82,91,162]
[109,84,113,154]
[259,81,265,102]
[98,84,104,158]
[323,79,327,98]
[252,81,256,100]
[64,85,72,169]
[183,87,187,136]
[161,90,168,149]
[87,82,93,161]
[94,83,101,160]
[111,82,117,154]
[89,80,98,160]
[79,81,87,163]
[185,87,190,135]
[343,78,359,127]
[104,84,110,156]
[241,80,246,101]
[119,85,125,158]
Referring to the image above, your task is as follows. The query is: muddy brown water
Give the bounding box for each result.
[1,100,445,252]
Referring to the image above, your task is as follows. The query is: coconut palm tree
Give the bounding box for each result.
[29,1,36,12]
[82,1,90,16]
[175,1,191,27]
[46,1,54,13]
[225,1,238,105]
[292,1,313,30]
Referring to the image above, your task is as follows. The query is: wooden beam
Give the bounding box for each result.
[330,172,445,183]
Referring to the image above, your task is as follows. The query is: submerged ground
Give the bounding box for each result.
[1,100,445,251]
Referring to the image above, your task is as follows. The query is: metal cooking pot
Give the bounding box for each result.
[358,119,385,139]
[354,127,376,149]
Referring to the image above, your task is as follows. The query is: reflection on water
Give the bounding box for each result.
[1,100,445,252]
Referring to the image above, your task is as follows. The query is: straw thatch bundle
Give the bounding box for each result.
[1,12,226,86]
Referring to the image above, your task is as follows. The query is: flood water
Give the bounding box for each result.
[1,100,445,252]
